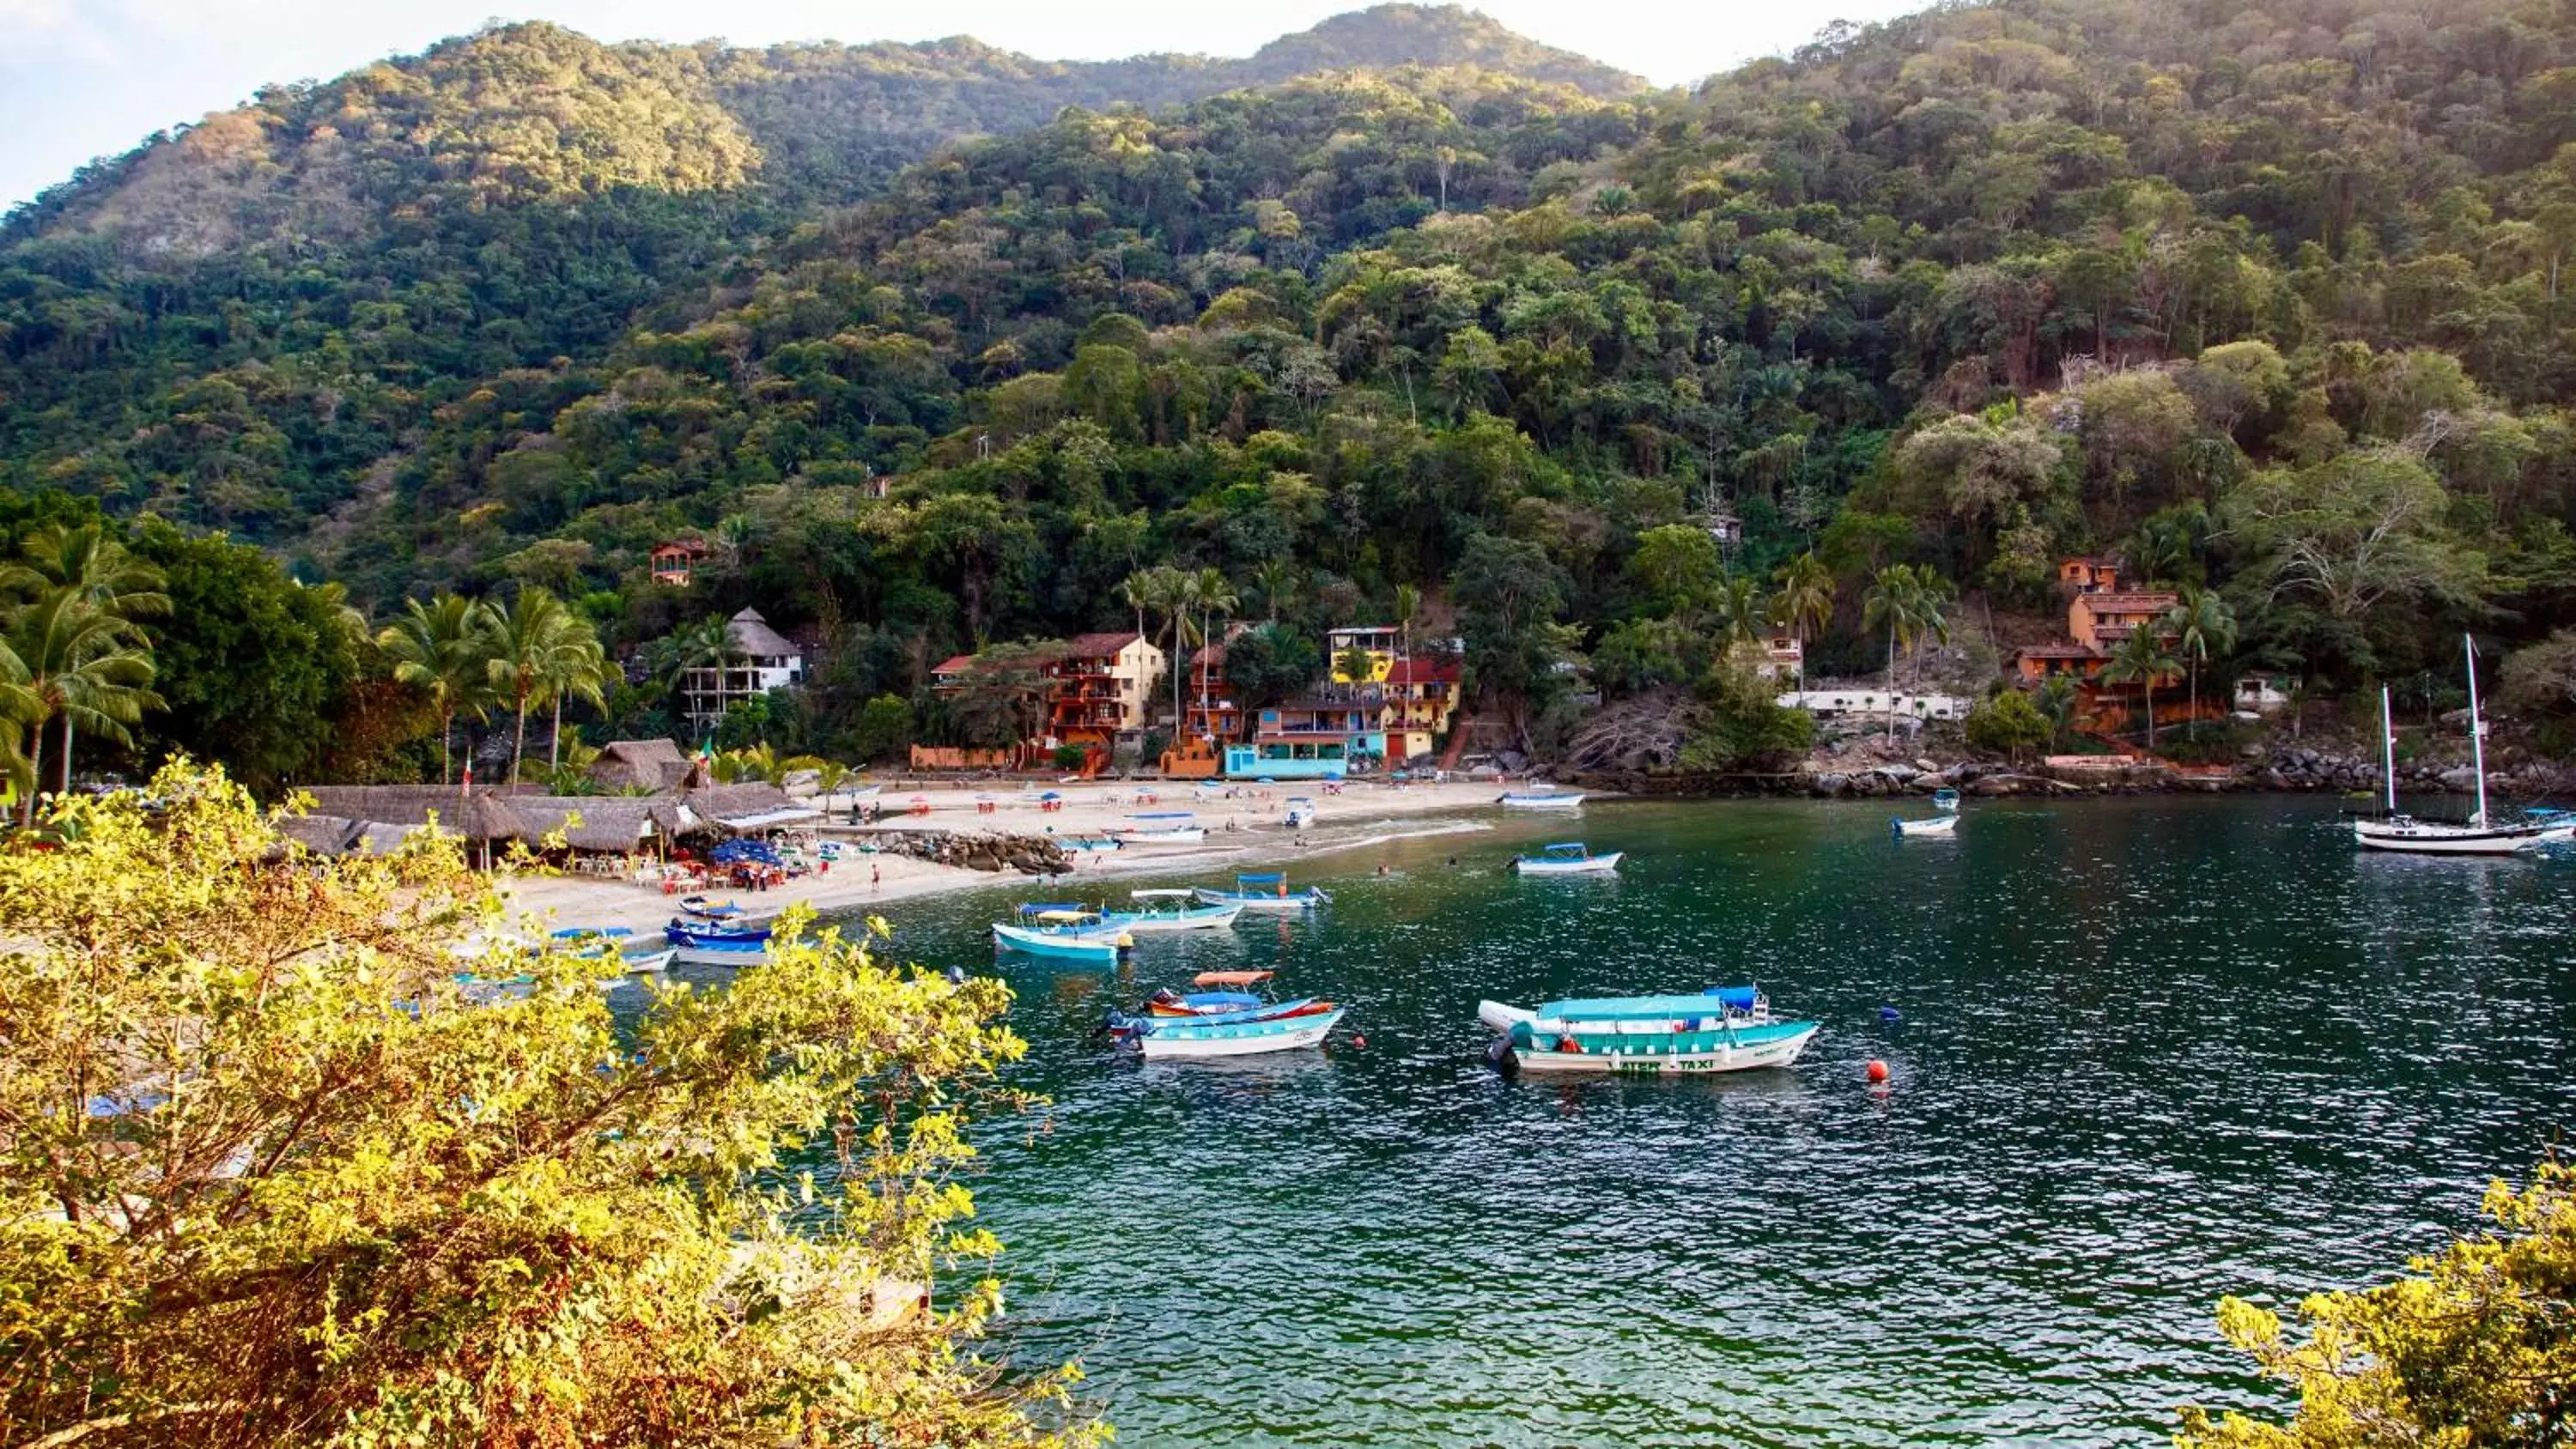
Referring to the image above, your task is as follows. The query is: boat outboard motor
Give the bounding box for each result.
[945,964,968,986]
[1483,1034,1519,1076]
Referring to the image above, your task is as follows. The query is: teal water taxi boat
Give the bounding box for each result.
[1099,889,1245,933]
[1476,986,1818,1075]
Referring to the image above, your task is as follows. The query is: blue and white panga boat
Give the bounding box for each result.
[1099,889,1244,934]
[1930,787,1961,812]
[991,906,1133,963]
[1108,1002,1345,1059]
[1892,813,1958,838]
[1497,789,1584,810]
[1193,871,1331,912]
[662,918,773,967]
[1284,796,1319,828]
[553,925,676,975]
[1112,811,1206,846]
[1146,969,1277,1017]
[1512,841,1622,876]
[1476,986,1818,1076]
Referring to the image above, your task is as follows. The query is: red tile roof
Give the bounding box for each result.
[1064,631,1145,659]
[932,654,977,675]
[1382,658,1461,684]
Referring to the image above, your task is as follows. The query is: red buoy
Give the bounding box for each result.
[1866,1059,1891,1085]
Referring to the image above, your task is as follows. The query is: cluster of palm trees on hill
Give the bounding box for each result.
[1121,565,1241,730]
[0,524,167,822]
[374,588,617,786]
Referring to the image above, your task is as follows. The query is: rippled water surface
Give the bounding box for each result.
[828,796,2576,1446]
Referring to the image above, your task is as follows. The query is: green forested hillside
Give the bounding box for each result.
[0,6,1637,535]
[11,0,2576,776]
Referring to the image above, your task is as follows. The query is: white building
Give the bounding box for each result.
[680,608,805,731]
[1777,688,1971,723]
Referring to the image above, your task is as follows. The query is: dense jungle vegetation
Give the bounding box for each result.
[9,0,2576,773]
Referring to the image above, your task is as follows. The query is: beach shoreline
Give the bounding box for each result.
[496,778,1530,936]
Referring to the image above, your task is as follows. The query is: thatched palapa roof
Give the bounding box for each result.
[590,738,697,791]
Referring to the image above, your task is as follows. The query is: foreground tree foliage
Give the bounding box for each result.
[0,763,1099,1448]
[2176,1158,2576,1447]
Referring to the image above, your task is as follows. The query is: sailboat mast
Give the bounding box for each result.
[2381,686,2398,816]
[2464,633,2490,828]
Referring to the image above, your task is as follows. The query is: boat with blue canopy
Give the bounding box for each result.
[1193,871,1331,912]
[991,906,1133,964]
[1476,985,1818,1076]
[1099,889,1244,934]
[1511,841,1622,876]
[1147,969,1276,1017]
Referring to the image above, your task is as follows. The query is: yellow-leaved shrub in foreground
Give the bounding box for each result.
[0,761,1103,1449]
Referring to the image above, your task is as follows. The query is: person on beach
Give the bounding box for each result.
[871,863,881,893]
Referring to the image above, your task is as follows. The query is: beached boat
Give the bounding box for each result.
[1478,987,1818,1075]
[2354,642,2566,856]
[551,925,677,976]
[1112,812,1207,846]
[1109,1003,1346,1058]
[1285,797,1320,828]
[1497,790,1585,810]
[1892,814,1958,838]
[1060,836,1125,853]
[676,895,750,920]
[1193,871,1332,912]
[1100,889,1245,934]
[1146,969,1277,1016]
[1931,788,1962,812]
[1512,841,1622,876]
[991,906,1133,963]
[664,917,774,967]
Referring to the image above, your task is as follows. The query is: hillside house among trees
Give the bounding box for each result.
[679,609,805,732]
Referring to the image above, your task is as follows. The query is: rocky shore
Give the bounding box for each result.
[1571,746,2576,801]
[856,829,1072,876]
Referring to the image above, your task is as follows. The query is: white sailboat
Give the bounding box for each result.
[2353,637,2562,856]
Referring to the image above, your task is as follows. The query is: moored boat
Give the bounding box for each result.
[991,906,1133,963]
[1892,814,1958,838]
[1512,841,1622,876]
[1100,889,1244,933]
[1147,969,1277,1016]
[551,925,677,977]
[1479,986,1817,1075]
[1931,788,1962,812]
[1498,790,1584,810]
[1109,1003,1346,1058]
[1112,812,1208,846]
[1193,871,1331,912]
[2354,645,2559,857]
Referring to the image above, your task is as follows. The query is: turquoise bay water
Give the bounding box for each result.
[827,797,2576,1446]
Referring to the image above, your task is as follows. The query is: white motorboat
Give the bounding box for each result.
[1892,814,1958,838]
[1498,791,1584,810]
[1511,841,1622,876]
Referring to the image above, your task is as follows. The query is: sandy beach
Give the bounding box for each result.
[497,777,1542,935]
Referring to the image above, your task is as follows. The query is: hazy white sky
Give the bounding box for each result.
[0,0,1925,211]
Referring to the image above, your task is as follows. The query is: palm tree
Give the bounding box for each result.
[1255,558,1297,624]
[1862,564,1933,742]
[1907,568,1955,688]
[1771,552,1833,694]
[2036,672,2080,752]
[483,587,589,784]
[2163,585,2238,738]
[5,524,169,791]
[12,589,161,821]
[665,615,733,743]
[1167,569,1208,730]
[2101,625,2182,750]
[0,634,42,800]
[377,594,498,785]
[1716,573,1768,654]
[538,632,615,771]
[1193,567,1239,718]
[1393,582,1422,665]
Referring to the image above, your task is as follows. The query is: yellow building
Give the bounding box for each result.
[1327,625,1402,683]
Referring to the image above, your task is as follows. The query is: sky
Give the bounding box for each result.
[0,0,1928,211]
